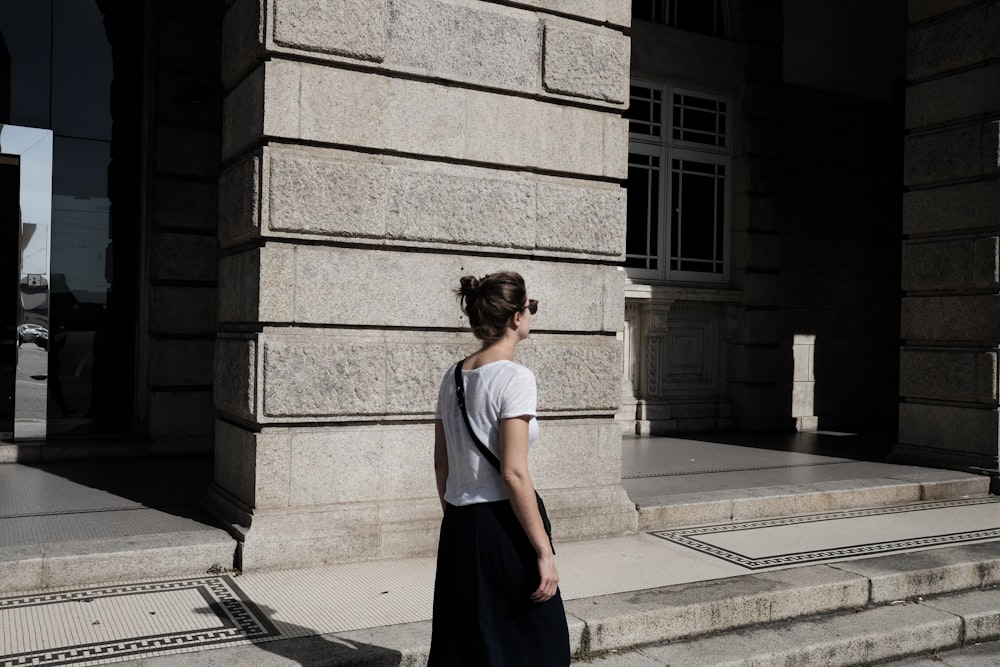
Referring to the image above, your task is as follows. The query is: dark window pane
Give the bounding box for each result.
[626,154,660,270]
[670,169,679,262]
[679,172,715,261]
[715,171,725,263]
[627,85,662,136]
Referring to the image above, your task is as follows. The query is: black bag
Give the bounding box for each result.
[453,360,554,552]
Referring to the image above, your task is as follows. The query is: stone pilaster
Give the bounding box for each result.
[897,0,1000,485]
[208,0,636,570]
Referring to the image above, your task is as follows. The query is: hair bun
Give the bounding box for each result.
[459,275,479,295]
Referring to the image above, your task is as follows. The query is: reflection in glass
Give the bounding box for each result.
[1,125,53,440]
[2,1,122,438]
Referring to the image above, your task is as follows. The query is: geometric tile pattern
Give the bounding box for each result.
[651,497,1000,570]
[0,576,278,667]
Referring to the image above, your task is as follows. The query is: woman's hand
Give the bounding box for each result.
[532,552,559,603]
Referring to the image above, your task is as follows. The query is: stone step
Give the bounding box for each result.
[578,588,1000,666]
[563,541,1000,656]
[633,468,992,531]
[0,529,237,594]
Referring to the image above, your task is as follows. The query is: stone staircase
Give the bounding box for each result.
[571,464,999,666]
[566,541,1000,665]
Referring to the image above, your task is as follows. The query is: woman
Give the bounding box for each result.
[429,271,570,666]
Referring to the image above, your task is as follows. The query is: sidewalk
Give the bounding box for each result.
[1,434,998,666]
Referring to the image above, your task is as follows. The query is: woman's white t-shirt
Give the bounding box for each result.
[435,360,540,506]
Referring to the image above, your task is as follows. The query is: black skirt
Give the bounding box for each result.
[428,500,570,666]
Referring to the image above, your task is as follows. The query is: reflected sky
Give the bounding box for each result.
[1,125,52,277]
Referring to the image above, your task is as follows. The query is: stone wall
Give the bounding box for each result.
[732,0,905,433]
[144,2,223,451]
[209,0,637,570]
[898,0,1000,480]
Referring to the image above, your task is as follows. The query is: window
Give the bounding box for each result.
[633,0,729,38]
[625,83,731,283]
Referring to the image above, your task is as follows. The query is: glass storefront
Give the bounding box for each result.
[1,0,139,438]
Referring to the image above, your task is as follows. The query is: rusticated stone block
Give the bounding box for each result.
[387,343,469,414]
[388,0,538,91]
[528,420,625,489]
[214,420,292,508]
[221,64,265,158]
[543,19,629,102]
[263,336,385,417]
[536,180,625,256]
[289,425,435,505]
[150,233,218,282]
[217,244,295,324]
[281,246,623,332]
[902,236,999,291]
[519,337,622,411]
[151,179,218,230]
[149,286,217,335]
[149,339,215,386]
[903,121,995,187]
[231,145,625,257]
[221,0,265,87]
[907,3,1000,80]
[899,402,1000,454]
[272,0,388,61]
[240,503,382,568]
[214,336,256,420]
[230,330,622,422]
[225,59,623,178]
[148,391,214,439]
[218,152,260,246]
[386,167,536,250]
[906,63,1000,129]
[900,348,999,404]
[156,126,220,178]
[903,179,1000,236]
[901,295,1000,343]
[269,153,388,238]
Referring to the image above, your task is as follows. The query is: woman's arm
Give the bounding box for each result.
[434,419,448,512]
[500,416,558,603]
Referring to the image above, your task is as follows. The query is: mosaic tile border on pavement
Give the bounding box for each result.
[651,496,1000,569]
[0,576,278,667]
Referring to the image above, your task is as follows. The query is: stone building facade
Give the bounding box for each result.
[1,0,997,571]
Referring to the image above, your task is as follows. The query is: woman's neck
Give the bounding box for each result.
[470,338,517,367]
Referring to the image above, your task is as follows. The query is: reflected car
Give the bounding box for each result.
[17,323,48,349]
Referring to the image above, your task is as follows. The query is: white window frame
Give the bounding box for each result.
[626,81,732,285]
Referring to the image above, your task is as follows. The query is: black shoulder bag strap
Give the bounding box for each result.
[453,359,554,553]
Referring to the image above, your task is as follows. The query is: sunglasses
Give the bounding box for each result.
[524,299,538,315]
